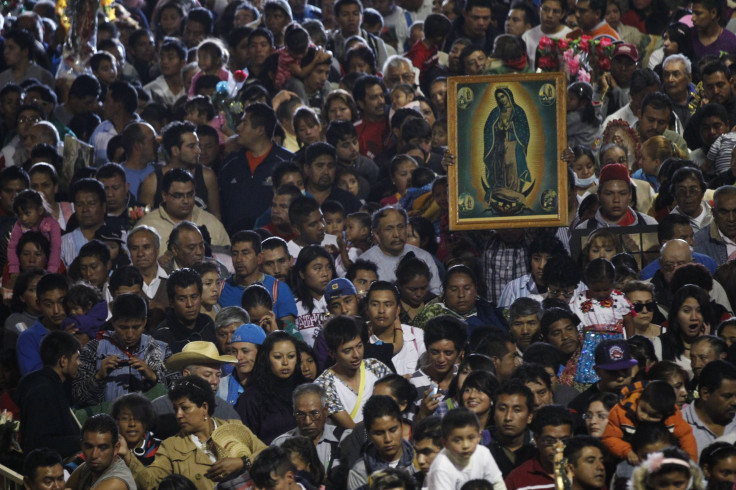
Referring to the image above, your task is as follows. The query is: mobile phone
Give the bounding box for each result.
[429,382,439,397]
[117,358,131,366]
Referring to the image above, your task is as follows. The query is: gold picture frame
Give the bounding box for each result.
[448,72,568,230]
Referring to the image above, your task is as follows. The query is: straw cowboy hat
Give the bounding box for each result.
[165,341,237,372]
[210,423,256,459]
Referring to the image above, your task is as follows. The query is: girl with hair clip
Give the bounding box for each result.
[566,81,601,148]
[581,228,623,269]
[630,447,705,490]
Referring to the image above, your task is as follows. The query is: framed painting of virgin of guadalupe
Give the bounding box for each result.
[447,73,568,230]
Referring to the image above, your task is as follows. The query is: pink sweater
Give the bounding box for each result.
[7,214,62,273]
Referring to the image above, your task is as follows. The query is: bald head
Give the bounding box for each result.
[25,121,59,150]
[660,238,693,283]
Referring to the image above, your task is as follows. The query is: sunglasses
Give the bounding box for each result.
[632,301,657,313]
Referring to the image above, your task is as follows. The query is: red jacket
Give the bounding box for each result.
[601,382,698,461]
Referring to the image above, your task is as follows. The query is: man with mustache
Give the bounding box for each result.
[682,360,736,457]
[360,206,441,295]
[695,185,736,265]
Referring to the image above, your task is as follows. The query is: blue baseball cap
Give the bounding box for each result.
[324,278,357,303]
[231,323,267,345]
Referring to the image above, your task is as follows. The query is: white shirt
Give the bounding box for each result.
[521,25,572,67]
[360,244,442,295]
[720,230,736,258]
[143,264,169,300]
[424,446,506,490]
[370,324,425,376]
[143,75,186,108]
[296,296,328,347]
[287,234,339,261]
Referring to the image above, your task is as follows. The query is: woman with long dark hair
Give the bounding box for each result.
[654,284,712,374]
[291,245,335,347]
[235,331,306,444]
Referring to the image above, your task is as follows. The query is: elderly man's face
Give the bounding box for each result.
[714,193,736,241]
[25,123,55,150]
[660,240,692,284]
[663,60,691,97]
[294,392,328,440]
[384,61,414,89]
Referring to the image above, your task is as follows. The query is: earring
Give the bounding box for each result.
[204,416,208,421]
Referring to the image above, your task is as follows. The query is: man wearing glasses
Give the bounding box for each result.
[646,238,731,317]
[505,405,575,490]
[1,103,45,168]
[272,383,346,477]
[381,56,416,91]
[139,120,221,220]
[136,168,231,260]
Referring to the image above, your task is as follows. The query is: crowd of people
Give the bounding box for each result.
[2,0,736,488]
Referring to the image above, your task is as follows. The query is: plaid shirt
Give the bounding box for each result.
[482,232,534,304]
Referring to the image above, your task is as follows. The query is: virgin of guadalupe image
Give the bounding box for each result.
[482,87,535,214]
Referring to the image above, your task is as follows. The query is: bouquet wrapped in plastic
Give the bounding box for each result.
[536,35,615,83]
[55,0,115,78]
[211,71,248,133]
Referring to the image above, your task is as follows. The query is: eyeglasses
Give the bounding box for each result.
[661,260,690,272]
[387,73,415,84]
[548,288,575,298]
[18,115,41,124]
[168,191,195,200]
[632,301,657,313]
[539,436,572,447]
[294,410,323,421]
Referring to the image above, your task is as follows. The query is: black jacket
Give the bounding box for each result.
[151,309,216,354]
[15,367,80,458]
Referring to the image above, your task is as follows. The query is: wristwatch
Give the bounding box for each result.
[241,455,252,471]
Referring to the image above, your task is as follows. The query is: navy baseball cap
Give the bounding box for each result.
[594,339,638,370]
[324,278,357,303]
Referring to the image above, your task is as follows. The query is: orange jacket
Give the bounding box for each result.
[601,383,698,462]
